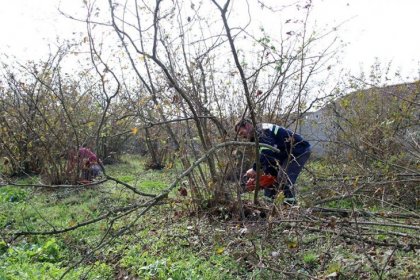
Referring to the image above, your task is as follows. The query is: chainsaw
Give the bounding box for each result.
[240,174,277,192]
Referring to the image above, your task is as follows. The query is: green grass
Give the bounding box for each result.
[105,154,176,194]
[120,243,241,279]
[0,186,28,203]
[0,155,183,279]
[302,252,318,266]
[1,155,419,279]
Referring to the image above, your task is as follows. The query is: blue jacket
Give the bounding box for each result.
[252,123,311,176]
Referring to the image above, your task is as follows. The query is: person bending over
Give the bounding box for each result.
[235,118,311,205]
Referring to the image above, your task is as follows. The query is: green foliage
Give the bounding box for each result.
[0,209,9,228]
[326,199,354,209]
[317,80,420,207]
[0,221,113,279]
[116,175,135,183]
[34,238,61,263]
[140,180,166,191]
[0,256,113,280]
[121,244,239,280]
[0,186,27,202]
[106,155,173,194]
[0,240,8,254]
[326,262,342,274]
[89,262,114,279]
[0,239,62,279]
[302,252,318,267]
[0,261,63,280]
[1,238,61,263]
[1,156,418,279]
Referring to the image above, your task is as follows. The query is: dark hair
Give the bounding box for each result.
[234,118,252,132]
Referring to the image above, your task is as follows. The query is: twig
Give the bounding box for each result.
[379,247,397,279]
[105,175,156,197]
[263,265,318,279]
[312,185,365,206]
[351,200,385,278]
[59,189,166,279]
[359,226,420,240]
[339,221,420,231]
[4,179,108,189]
[304,226,419,249]
[311,207,420,219]
[12,200,156,239]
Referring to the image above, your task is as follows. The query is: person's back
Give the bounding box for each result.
[78,147,98,163]
[78,147,101,181]
[256,123,310,160]
[235,119,311,203]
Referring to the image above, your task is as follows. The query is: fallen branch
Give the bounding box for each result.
[3,179,108,189]
[105,175,156,197]
[312,185,365,206]
[305,226,420,249]
[358,226,420,240]
[311,207,420,219]
[340,221,420,231]
[11,199,161,239]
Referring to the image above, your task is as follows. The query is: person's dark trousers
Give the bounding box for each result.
[264,187,277,199]
[263,149,311,200]
[281,149,311,200]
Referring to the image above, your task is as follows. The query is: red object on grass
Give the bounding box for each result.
[245,174,277,191]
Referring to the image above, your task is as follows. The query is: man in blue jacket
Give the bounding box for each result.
[235,118,311,204]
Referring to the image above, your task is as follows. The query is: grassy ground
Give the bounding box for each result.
[0,155,419,279]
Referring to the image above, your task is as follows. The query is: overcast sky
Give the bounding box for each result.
[312,0,420,80]
[1,0,419,82]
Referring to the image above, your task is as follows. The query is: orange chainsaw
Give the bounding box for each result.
[244,174,277,192]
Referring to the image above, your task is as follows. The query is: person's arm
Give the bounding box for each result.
[82,158,90,169]
[87,150,98,164]
[250,149,278,176]
[245,168,256,178]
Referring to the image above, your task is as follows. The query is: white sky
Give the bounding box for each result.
[1,0,419,82]
[311,0,420,80]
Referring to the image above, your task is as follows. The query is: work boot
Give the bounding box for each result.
[283,185,297,206]
[283,197,297,206]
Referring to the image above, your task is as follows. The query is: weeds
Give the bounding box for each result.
[0,156,418,279]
